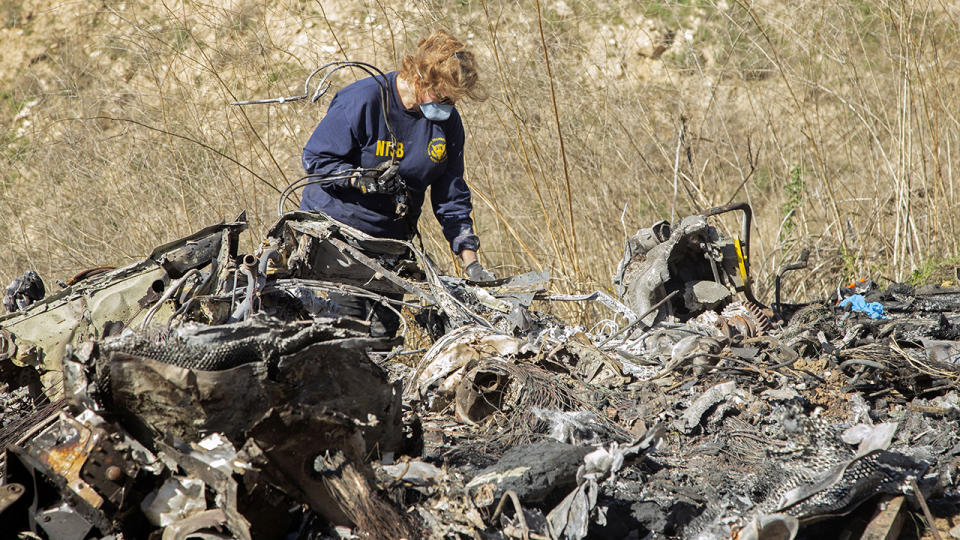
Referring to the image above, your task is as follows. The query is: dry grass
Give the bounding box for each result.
[1,0,959,322]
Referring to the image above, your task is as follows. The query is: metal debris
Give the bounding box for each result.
[3,270,45,314]
[1,204,959,539]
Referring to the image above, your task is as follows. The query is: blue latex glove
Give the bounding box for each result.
[839,294,887,319]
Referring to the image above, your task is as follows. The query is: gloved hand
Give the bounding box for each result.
[350,161,403,194]
[465,261,495,282]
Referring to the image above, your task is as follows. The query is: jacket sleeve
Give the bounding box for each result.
[431,133,480,254]
[301,93,360,178]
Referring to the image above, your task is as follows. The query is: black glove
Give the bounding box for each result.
[465,261,495,282]
[350,161,402,194]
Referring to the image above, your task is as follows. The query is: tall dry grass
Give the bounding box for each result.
[1,0,959,322]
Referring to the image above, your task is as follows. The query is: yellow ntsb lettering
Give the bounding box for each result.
[375,140,404,158]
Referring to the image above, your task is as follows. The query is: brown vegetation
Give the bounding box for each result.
[2,0,959,319]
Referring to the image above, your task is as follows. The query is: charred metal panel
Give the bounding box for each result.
[617,204,764,326]
[103,318,402,453]
[0,219,247,393]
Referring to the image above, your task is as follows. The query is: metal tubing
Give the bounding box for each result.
[140,269,200,331]
[598,290,680,347]
[258,249,279,277]
[774,249,810,321]
[229,256,259,322]
[702,202,759,305]
[702,201,753,265]
[255,249,279,299]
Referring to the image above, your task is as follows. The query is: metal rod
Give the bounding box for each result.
[139,269,200,331]
[229,255,259,322]
[702,201,760,304]
[230,95,307,106]
[909,477,943,540]
[774,249,810,320]
[492,490,530,540]
[598,290,680,347]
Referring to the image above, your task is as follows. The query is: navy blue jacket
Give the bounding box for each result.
[300,71,479,254]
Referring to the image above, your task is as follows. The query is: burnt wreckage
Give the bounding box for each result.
[1,204,959,540]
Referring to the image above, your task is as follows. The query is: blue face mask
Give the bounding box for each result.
[420,101,454,122]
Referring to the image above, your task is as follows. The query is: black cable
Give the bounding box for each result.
[306,62,399,148]
[241,61,403,215]
[277,172,358,216]
[232,61,398,147]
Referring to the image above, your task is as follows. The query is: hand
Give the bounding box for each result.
[465,261,495,282]
[350,161,402,194]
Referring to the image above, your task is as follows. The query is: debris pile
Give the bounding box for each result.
[1,204,959,539]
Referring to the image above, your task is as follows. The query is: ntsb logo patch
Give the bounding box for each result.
[427,138,447,164]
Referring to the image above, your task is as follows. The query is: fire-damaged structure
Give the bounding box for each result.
[1,204,959,539]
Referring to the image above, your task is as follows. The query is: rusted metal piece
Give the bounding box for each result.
[694,301,772,339]
[66,266,117,287]
[689,302,769,341]
[79,434,139,506]
[0,398,65,455]
[743,300,773,333]
[3,411,117,536]
[28,414,104,509]
[720,301,769,337]
[860,496,905,540]
[105,466,122,481]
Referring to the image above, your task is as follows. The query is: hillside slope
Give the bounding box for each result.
[2,0,959,303]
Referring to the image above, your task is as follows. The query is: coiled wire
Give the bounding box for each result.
[231,61,402,215]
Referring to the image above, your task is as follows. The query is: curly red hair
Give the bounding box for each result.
[399,29,485,102]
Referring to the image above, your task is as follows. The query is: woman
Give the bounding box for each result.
[300,29,494,283]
